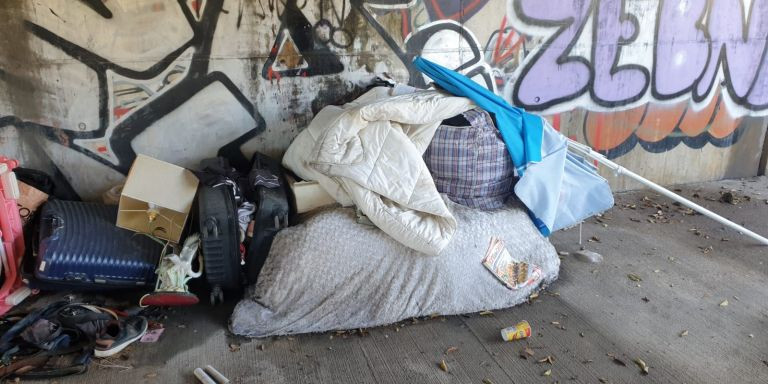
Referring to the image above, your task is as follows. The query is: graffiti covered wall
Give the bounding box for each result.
[0,0,766,198]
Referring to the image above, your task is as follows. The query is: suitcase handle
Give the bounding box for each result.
[204,217,219,238]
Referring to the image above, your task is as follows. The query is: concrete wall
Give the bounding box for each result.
[0,0,766,199]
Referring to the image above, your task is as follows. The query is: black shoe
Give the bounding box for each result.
[94,316,148,358]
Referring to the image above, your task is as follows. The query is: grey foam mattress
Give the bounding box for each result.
[230,199,560,337]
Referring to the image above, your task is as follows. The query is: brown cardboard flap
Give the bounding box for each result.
[117,154,198,243]
[117,196,187,242]
[18,181,49,225]
[121,154,198,213]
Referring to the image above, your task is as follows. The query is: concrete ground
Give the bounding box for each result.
[8,177,768,384]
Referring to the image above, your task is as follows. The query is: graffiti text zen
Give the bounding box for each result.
[512,0,768,113]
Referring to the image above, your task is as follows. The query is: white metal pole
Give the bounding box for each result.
[566,139,768,246]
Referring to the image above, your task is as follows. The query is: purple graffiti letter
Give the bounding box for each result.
[592,0,648,105]
[695,0,768,102]
[654,0,709,98]
[513,0,592,110]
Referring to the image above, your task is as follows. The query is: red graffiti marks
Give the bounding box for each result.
[583,93,742,156]
[424,0,489,21]
[584,107,644,154]
[634,102,685,143]
[490,16,523,67]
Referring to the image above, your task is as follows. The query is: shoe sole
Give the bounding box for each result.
[94,321,149,358]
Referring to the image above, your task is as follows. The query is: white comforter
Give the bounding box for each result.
[282,87,474,255]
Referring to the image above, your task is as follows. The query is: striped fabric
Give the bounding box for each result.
[424,108,516,209]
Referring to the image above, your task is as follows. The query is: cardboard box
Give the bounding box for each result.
[285,174,336,213]
[17,181,49,226]
[117,155,198,243]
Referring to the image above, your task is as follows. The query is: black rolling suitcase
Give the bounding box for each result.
[195,154,290,304]
[33,200,163,290]
[196,158,242,304]
[243,153,290,284]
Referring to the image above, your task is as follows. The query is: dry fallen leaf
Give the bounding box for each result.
[228,343,240,352]
[607,354,626,366]
[479,310,494,316]
[445,346,458,354]
[258,344,265,351]
[438,360,448,372]
[542,369,552,376]
[482,379,494,384]
[627,274,643,282]
[720,300,729,307]
[144,372,158,378]
[634,358,649,375]
[537,355,555,364]
[599,378,608,383]
[519,346,535,359]
[680,330,688,337]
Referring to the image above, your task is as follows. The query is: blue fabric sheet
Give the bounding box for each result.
[413,57,614,236]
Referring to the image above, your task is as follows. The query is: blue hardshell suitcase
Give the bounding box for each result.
[33,200,163,289]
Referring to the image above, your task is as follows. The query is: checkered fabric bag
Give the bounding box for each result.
[423,108,516,209]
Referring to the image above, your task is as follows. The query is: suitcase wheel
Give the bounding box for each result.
[210,285,224,306]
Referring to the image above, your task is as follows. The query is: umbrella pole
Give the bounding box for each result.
[566,139,768,246]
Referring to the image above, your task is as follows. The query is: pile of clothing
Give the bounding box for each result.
[283,57,614,256]
[230,58,614,337]
[0,301,149,380]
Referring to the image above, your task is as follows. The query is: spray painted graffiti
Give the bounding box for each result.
[510,0,768,113]
[506,0,768,155]
[354,0,496,90]
[262,0,345,80]
[0,0,265,198]
[0,0,765,198]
